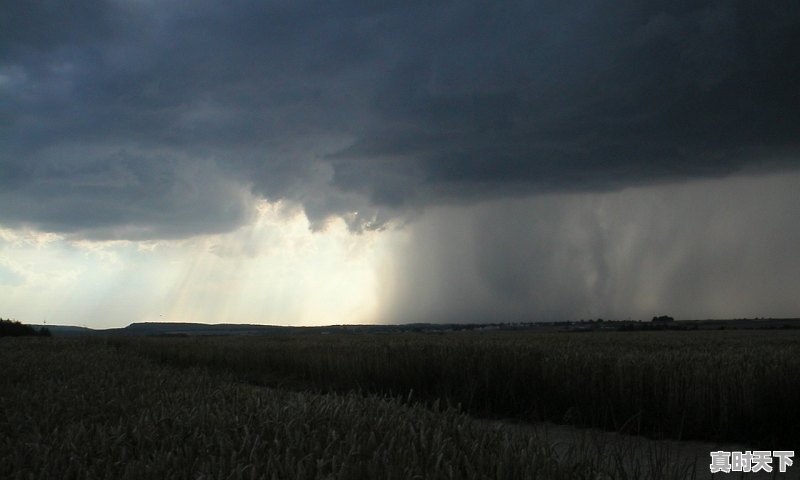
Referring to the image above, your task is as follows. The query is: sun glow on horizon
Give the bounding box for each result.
[0,201,395,328]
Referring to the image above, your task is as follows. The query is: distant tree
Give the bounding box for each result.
[651,315,675,323]
[0,318,43,337]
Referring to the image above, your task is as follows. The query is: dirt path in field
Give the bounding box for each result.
[484,419,797,479]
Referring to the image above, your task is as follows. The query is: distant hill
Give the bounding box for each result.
[25,322,404,337]
[28,325,100,336]
[118,322,303,336]
[26,317,800,337]
[26,321,510,337]
[27,322,297,337]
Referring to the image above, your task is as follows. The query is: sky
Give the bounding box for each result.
[1,1,799,328]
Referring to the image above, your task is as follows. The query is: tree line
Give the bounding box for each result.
[0,318,51,337]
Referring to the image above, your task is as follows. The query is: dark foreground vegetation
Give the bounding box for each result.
[117,330,800,445]
[1,338,700,479]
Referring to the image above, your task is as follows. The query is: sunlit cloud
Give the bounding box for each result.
[0,202,393,327]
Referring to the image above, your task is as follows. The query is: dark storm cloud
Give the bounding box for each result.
[1,0,799,237]
[0,0,116,56]
[333,1,800,206]
[0,147,254,239]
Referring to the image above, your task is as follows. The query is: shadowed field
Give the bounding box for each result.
[3,331,798,479]
[1,337,708,479]
[120,330,800,444]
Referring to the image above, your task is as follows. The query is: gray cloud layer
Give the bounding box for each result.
[2,0,799,237]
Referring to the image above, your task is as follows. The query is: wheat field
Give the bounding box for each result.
[5,330,799,478]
